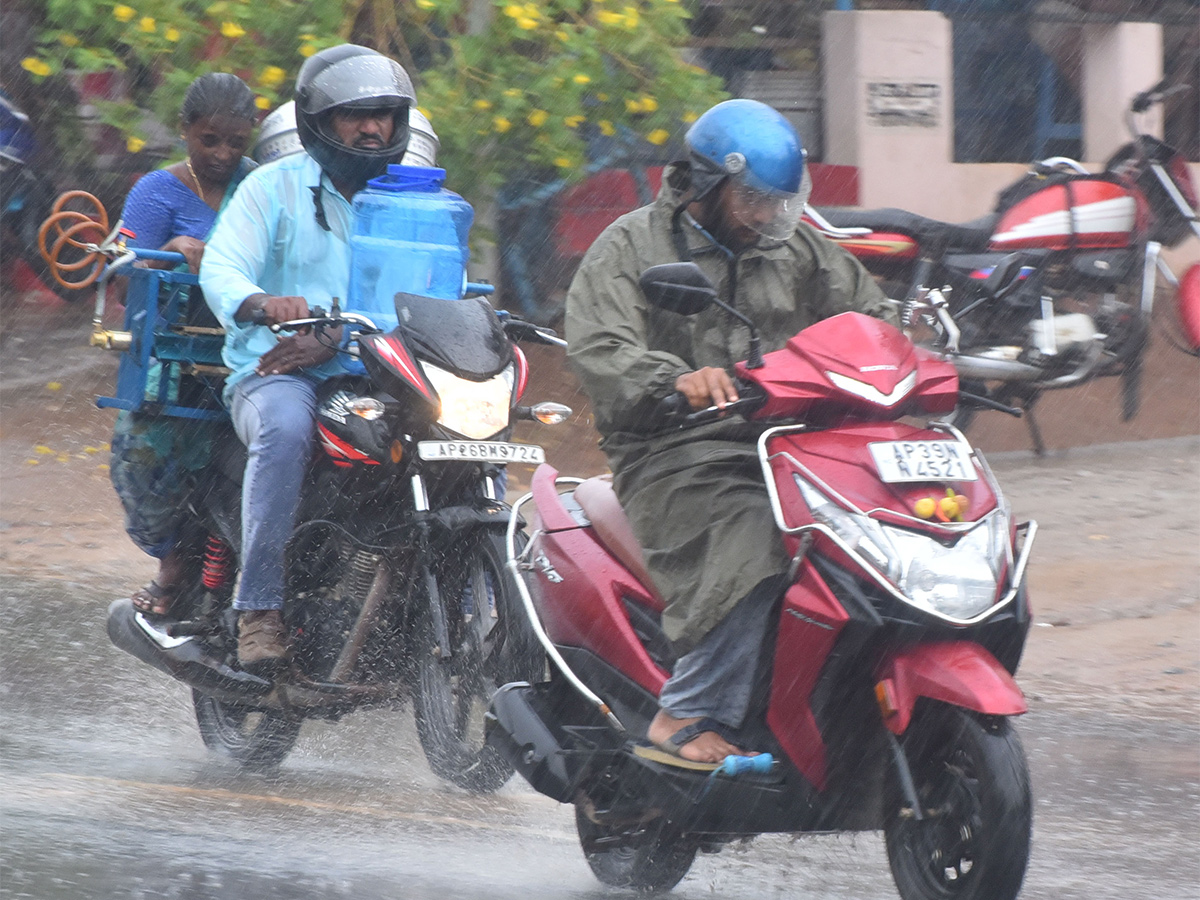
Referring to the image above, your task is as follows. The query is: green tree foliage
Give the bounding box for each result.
[21,0,723,207]
[408,0,726,200]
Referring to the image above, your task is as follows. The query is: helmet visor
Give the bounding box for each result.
[726,167,810,241]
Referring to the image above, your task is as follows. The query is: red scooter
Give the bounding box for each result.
[487,263,1036,900]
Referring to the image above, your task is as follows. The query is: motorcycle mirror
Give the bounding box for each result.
[638,262,717,316]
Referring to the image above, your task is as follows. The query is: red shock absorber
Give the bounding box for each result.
[201,535,233,590]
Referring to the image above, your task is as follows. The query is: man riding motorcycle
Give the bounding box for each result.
[564,99,897,763]
[200,44,416,674]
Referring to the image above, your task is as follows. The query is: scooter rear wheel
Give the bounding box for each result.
[192,690,302,771]
[884,703,1031,900]
[575,806,698,893]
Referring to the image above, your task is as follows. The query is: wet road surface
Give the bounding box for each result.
[2,577,1197,900]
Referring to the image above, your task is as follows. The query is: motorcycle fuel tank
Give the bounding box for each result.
[989,177,1141,251]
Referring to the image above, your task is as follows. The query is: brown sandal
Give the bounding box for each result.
[130,581,176,617]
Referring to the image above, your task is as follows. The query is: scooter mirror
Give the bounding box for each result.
[638,262,717,316]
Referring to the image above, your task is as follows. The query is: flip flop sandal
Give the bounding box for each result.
[630,717,743,771]
[130,581,176,617]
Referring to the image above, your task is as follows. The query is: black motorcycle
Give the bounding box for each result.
[101,257,567,788]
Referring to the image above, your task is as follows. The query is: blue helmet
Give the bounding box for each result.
[685,99,810,240]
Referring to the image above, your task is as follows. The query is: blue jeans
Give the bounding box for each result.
[657,575,785,729]
[229,374,318,612]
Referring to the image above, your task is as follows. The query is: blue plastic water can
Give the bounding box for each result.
[347,164,474,330]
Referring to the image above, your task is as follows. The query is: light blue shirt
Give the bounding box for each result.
[200,152,355,398]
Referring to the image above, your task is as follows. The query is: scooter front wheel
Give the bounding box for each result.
[884,702,1031,900]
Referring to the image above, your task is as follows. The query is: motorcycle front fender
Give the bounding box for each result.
[1178,263,1200,352]
[874,641,1027,735]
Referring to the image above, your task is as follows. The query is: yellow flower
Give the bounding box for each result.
[503,4,523,17]
[572,74,591,85]
[415,0,435,7]
[556,29,569,41]
[517,16,538,30]
[20,58,52,77]
[300,42,317,57]
[599,119,615,136]
[527,109,548,127]
[139,16,156,32]
[299,33,315,41]
[646,128,669,145]
[682,110,698,123]
[639,95,658,112]
[220,21,245,38]
[554,157,572,168]
[126,136,146,153]
[473,98,493,111]
[625,97,641,113]
[596,92,609,102]
[597,10,624,25]
[564,115,585,128]
[417,106,432,120]
[113,4,136,22]
[503,89,522,98]
[255,96,271,110]
[164,27,180,42]
[493,116,512,133]
[259,65,286,88]
[57,33,80,47]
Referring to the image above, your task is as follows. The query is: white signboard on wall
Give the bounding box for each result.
[867,83,941,127]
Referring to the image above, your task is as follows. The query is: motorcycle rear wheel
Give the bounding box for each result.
[192,690,302,771]
[884,703,1031,900]
[413,530,541,793]
[575,807,698,893]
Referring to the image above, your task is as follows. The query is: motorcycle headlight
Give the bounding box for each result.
[795,476,1008,621]
[423,362,513,439]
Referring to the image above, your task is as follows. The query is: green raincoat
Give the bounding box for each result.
[565,163,896,654]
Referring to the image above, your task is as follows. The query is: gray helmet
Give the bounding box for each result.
[294,44,415,188]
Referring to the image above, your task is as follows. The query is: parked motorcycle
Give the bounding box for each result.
[805,79,1199,449]
[488,262,1035,900]
[47,212,569,786]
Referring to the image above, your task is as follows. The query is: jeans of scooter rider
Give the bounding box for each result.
[229,372,318,611]
[657,573,787,728]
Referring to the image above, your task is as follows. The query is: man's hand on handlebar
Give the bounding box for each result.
[235,293,311,328]
[675,366,739,411]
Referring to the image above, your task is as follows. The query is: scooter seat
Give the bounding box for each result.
[812,206,998,252]
[573,476,662,602]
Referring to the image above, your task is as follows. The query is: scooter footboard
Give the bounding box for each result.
[875,642,1026,735]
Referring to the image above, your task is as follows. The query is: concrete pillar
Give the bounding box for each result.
[1080,22,1163,163]
[821,10,953,209]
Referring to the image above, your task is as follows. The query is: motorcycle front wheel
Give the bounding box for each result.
[192,690,302,771]
[884,703,1031,900]
[413,529,542,793]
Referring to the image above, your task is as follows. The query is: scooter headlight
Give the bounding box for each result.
[795,476,1009,621]
[423,362,514,439]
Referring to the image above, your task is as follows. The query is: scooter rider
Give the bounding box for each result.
[200,44,415,675]
[565,99,896,763]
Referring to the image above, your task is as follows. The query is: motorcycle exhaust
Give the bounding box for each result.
[106,598,272,705]
[947,353,1044,382]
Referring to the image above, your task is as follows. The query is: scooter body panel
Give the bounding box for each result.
[766,569,851,789]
